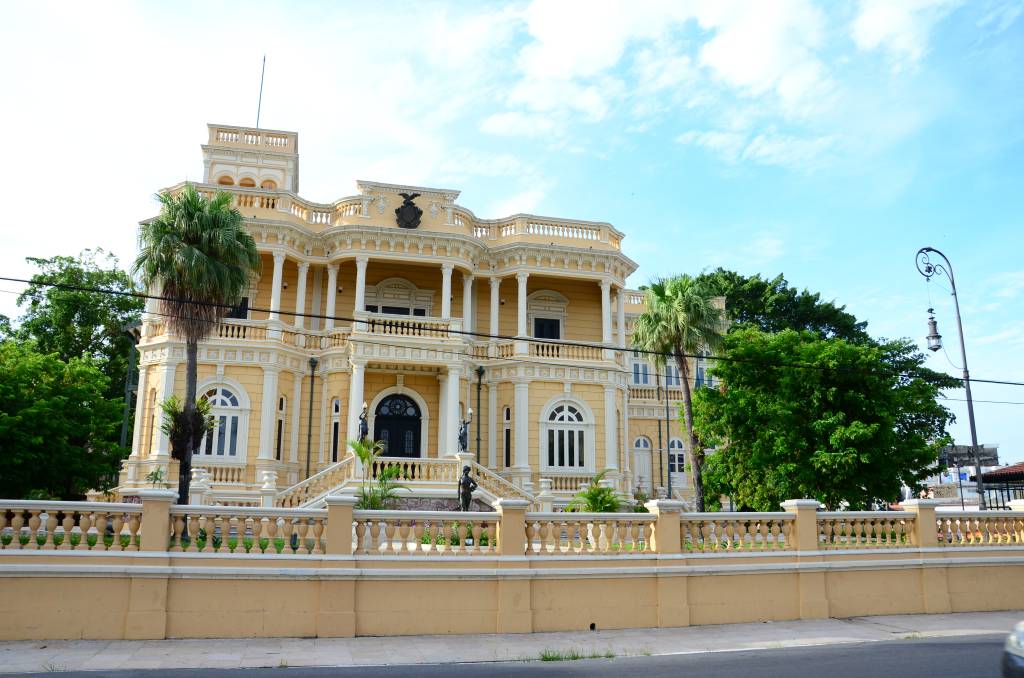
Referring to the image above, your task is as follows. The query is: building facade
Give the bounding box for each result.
[118,124,693,507]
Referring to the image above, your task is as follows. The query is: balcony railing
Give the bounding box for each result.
[629,386,685,401]
[352,313,462,340]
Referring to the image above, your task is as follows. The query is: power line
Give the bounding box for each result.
[4,274,1024,388]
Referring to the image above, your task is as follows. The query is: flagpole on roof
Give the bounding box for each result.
[256,55,266,128]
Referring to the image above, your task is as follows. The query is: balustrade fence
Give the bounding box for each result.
[3,497,1022,558]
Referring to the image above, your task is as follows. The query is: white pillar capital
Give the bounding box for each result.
[599,278,612,292]
[489,276,501,289]
[442,263,455,273]
[515,271,529,283]
[355,255,368,268]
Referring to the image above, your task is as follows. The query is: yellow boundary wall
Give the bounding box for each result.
[1,495,1023,640]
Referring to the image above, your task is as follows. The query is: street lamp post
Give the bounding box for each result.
[915,247,987,510]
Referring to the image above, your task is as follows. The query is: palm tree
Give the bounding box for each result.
[632,275,724,511]
[566,470,621,513]
[133,184,260,503]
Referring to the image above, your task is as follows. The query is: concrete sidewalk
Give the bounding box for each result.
[1,611,1019,673]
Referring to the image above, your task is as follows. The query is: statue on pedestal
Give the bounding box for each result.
[458,465,478,512]
[357,402,368,443]
[458,408,473,454]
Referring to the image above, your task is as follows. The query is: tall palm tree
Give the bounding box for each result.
[632,275,724,512]
[133,184,260,503]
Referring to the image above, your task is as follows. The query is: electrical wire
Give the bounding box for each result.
[3,274,1024,389]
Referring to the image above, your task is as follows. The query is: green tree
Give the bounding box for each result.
[133,184,260,503]
[0,341,126,499]
[632,275,725,511]
[694,328,959,510]
[4,249,144,401]
[695,268,869,343]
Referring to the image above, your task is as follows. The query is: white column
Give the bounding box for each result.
[289,372,302,464]
[462,274,474,333]
[130,365,149,457]
[269,252,286,322]
[622,388,631,477]
[346,359,365,444]
[258,366,280,461]
[294,262,309,329]
[441,264,453,319]
[513,381,529,470]
[437,372,448,455]
[616,291,626,348]
[324,264,339,330]
[154,362,177,458]
[516,272,529,337]
[354,255,368,315]
[487,382,497,468]
[600,279,612,344]
[489,277,500,338]
[445,366,461,455]
[603,385,619,473]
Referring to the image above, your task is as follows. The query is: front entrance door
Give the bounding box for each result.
[373,394,422,457]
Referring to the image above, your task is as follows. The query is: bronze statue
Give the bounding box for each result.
[458,465,477,511]
[458,408,472,454]
[357,403,368,443]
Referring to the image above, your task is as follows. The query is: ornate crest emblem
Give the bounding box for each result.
[395,192,422,229]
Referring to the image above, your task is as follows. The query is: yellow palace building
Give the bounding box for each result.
[117,124,701,508]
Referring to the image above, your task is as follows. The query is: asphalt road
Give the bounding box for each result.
[8,635,1008,678]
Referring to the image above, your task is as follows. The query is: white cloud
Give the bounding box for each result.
[694,0,834,116]
[852,0,962,70]
[989,271,1024,299]
[677,128,836,168]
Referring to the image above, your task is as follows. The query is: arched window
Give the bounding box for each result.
[503,406,512,468]
[216,175,235,186]
[238,176,256,188]
[527,290,568,340]
[634,436,652,451]
[330,398,341,463]
[669,438,685,474]
[275,397,286,461]
[198,387,243,458]
[260,179,277,189]
[541,400,593,470]
[695,351,714,389]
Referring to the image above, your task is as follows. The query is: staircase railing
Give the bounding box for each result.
[275,457,354,507]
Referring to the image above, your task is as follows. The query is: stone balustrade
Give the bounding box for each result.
[7,496,1024,560]
[176,182,624,250]
[169,505,327,554]
[525,512,655,555]
[817,512,915,549]
[548,474,596,492]
[0,501,143,552]
[354,510,497,556]
[354,314,458,340]
[680,513,794,552]
[528,341,605,361]
[937,512,1024,545]
[629,386,685,401]
[195,465,246,484]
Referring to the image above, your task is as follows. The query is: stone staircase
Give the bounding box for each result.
[273,455,536,509]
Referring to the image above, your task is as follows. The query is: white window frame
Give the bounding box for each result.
[195,380,251,464]
[668,437,685,474]
[526,290,568,339]
[539,397,595,472]
[632,359,650,385]
[365,277,434,317]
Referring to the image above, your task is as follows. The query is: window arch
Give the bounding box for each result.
[260,179,277,189]
[540,398,594,471]
[331,398,341,463]
[238,176,256,188]
[669,438,685,474]
[633,436,652,450]
[217,175,235,186]
[275,396,286,461]
[198,386,245,459]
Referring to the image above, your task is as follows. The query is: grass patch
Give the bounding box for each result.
[539,648,614,662]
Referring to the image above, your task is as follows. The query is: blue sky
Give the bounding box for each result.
[1,1,1022,462]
